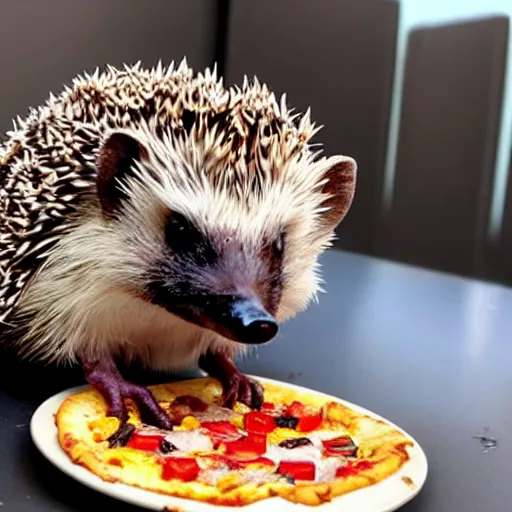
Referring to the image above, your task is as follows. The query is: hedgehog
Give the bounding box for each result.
[0,58,356,441]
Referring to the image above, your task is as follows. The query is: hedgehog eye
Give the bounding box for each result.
[168,212,189,232]
[164,213,218,264]
[273,232,285,257]
[165,212,195,249]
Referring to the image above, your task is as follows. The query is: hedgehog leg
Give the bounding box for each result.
[81,357,173,443]
[198,350,263,410]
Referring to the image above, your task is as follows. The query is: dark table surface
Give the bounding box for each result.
[0,248,510,511]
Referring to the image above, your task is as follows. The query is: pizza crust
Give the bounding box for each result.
[54,377,413,507]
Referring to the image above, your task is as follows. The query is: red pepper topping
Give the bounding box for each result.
[261,402,276,414]
[322,436,357,457]
[296,413,323,433]
[336,460,374,478]
[201,421,241,443]
[285,401,306,417]
[283,401,323,432]
[335,464,356,478]
[126,433,163,452]
[244,411,277,434]
[354,460,373,471]
[161,457,200,482]
[277,460,316,481]
[224,433,267,459]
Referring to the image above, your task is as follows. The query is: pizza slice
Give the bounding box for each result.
[55,377,415,507]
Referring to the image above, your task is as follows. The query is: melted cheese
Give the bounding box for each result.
[239,468,286,486]
[198,467,286,488]
[265,444,323,463]
[164,430,213,452]
[315,457,346,482]
[197,467,232,486]
[307,430,350,447]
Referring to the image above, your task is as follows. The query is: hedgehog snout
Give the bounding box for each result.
[201,262,280,344]
[224,295,278,345]
[193,291,278,346]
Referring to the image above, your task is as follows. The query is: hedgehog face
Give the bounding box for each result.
[95,125,356,346]
[146,211,284,345]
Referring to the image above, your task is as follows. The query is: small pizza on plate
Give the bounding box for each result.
[55,377,414,507]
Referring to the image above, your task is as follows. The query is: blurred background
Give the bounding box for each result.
[1,0,511,286]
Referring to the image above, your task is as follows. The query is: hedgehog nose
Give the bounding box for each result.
[242,317,279,344]
[232,300,279,345]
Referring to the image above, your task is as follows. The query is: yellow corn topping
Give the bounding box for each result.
[233,403,251,415]
[88,417,119,442]
[180,415,201,430]
[268,427,308,445]
[229,415,245,430]
[217,473,242,492]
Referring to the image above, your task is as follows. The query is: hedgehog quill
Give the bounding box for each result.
[0,59,356,442]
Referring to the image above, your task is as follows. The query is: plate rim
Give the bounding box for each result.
[30,374,428,511]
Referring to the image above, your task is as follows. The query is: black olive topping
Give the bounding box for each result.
[107,423,136,448]
[278,437,313,449]
[273,470,296,485]
[159,439,177,454]
[274,415,299,429]
[282,474,295,485]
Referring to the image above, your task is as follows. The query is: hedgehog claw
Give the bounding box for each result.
[107,422,136,448]
[198,350,263,410]
[81,357,173,439]
[223,371,264,410]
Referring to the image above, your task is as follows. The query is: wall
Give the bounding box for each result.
[0,0,217,133]
[385,0,512,242]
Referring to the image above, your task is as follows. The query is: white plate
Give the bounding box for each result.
[30,375,428,511]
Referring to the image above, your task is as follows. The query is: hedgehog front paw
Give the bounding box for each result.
[198,350,263,410]
[222,371,264,410]
[81,357,173,445]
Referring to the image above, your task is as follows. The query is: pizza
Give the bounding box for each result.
[55,377,414,507]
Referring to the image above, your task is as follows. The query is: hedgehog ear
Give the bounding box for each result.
[317,156,357,233]
[96,131,150,218]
